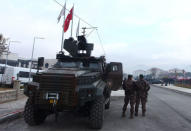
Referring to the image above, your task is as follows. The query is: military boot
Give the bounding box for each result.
[122,111,126,117]
[130,113,134,119]
[135,112,138,116]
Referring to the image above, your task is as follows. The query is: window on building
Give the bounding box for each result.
[0,66,5,74]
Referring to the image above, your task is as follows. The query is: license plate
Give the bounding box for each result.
[46,93,59,100]
[49,99,57,104]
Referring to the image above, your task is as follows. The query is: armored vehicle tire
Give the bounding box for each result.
[105,98,110,110]
[24,98,47,126]
[89,96,104,129]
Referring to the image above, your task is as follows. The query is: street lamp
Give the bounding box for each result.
[5,40,21,68]
[29,36,45,81]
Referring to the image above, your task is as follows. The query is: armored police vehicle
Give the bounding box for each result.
[23,35,123,129]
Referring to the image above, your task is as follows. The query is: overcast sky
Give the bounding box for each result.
[1,0,191,73]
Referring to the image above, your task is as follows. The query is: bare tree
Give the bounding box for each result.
[0,33,8,56]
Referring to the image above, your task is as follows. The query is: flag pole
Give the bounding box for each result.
[71,4,74,37]
[61,3,66,51]
[61,23,64,51]
[76,19,80,37]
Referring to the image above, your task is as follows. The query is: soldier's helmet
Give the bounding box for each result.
[128,75,133,80]
[139,74,144,79]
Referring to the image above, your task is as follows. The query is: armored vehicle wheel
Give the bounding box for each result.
[89,96,104,129]
[105,98,110,109]
[24,98,47,126]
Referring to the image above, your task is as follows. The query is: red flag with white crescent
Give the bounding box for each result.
[63,7,73,32]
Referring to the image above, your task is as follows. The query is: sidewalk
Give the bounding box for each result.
[153,84,191,95]
[111,90,124,96]
[0,97,27,123]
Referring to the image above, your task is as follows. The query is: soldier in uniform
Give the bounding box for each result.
[135,74,150,117]
[122,75,136,118]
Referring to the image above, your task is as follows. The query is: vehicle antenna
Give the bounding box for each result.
[54,0,94,28]
[96,29,106,56]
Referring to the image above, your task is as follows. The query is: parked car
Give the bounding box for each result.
[151,79,163,84]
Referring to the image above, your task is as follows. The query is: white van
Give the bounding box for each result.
[0,64,14,85]
[0,64,39,85]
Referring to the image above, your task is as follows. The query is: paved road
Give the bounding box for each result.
[1,85,191,131]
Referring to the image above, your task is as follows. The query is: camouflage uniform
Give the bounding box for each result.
[135,78,150,116]
[122,78,136,118]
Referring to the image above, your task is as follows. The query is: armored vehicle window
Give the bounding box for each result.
[53,61,101,71]
[89,63,101,70]
[112,65,118,71]
[79,62,101,71]
[53,61,82,68]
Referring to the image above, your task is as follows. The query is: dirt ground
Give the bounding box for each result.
[175,84,191,89]
[0,88,13,91]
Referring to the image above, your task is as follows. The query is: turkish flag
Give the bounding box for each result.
[63,7,73,32]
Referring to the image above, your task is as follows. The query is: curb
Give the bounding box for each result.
[111,96,124,100]
[152,84,191,96]
[0,109,23,124]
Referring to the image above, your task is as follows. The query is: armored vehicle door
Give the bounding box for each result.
[106,62,123,91]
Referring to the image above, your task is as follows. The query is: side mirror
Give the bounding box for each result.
[38,57,44,69]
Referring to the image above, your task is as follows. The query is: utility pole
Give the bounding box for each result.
[29,37,44,81]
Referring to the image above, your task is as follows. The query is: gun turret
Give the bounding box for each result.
[63,37,78,57]
[63,35,94,57]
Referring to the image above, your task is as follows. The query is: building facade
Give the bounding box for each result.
[0,53,57,69]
